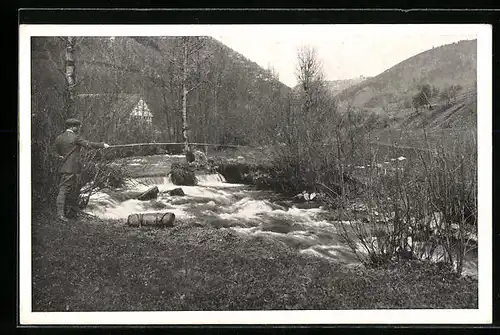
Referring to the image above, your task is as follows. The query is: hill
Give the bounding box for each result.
[292,76,368,95]
[366,89,477,152]
[324,76,369,95]
[335,39,477,117]
[399,89,477,129]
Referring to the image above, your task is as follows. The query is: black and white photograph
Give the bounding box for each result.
[19,23,492,325]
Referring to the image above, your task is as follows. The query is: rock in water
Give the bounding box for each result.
[149,200,168,210]
[127,212,175,227]
[137,186,159,201]
[170,162,197,186]
[168,188,185,196]
[294,202,322,209]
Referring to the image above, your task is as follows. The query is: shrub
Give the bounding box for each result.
[169,162,197,186]
[332,129,477,276]
[77,150,129,208]
[262,107,476,277]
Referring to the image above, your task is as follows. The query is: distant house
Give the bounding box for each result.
[76,93,153,124]
[129,98,153,123]
[74,93,155,139]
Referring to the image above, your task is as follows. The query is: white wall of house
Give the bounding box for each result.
[129,99,153,123]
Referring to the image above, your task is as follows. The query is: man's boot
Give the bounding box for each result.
[56,187,70,222]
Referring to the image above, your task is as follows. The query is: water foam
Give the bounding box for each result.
[219,198,275,220]
[85,173,242,220]
[85,195,194,220]
[196,173,228,186]
[84,167,477,276]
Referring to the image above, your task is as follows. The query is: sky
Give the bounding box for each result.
[22,24,480,89]
[208,25,479,87]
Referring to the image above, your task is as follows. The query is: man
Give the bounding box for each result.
[54,118,110,222]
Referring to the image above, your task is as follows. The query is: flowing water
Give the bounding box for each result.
[84,167,478,277]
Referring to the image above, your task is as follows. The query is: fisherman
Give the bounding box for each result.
[54,118,110,222]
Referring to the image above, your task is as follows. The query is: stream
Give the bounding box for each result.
[84,155,478,278]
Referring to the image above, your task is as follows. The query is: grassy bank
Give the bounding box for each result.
[32,210,477,311]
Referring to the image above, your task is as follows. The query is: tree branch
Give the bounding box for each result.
[186,78,210,95]
[187,42,205,56]
[184,36,206,57]
[43,43,66,79]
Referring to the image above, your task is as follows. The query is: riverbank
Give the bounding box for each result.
[32,209,477,311]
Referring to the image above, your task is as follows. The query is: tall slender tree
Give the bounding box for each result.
[179,36,208,152]
[294,47,325,152]
[64,36,76,118]
[181,37,190,152]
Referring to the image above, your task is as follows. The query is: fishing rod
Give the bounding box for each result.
[104,141,436,153]
[105,142,250,149]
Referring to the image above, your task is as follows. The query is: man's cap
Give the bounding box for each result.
[65,118,81,127]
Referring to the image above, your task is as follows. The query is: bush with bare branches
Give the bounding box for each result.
[331,128,477,276]
[265,45,477,276]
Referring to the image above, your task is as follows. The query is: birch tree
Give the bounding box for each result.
[180,36,209,152]
[63,36,77,118]
[136,37,209,150]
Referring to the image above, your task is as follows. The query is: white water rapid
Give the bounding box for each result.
[84,170,477,277]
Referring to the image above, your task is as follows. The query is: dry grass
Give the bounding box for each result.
[32,210,477,311]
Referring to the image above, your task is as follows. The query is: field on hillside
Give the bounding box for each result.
[366,88,476,155]
[369,127,475,150]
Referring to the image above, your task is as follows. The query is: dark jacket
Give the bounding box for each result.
[55,130,105,174]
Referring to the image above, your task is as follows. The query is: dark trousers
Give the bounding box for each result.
[56,173,80,217]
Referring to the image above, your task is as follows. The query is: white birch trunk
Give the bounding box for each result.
[182,37,189,153]
[64,37,76,117]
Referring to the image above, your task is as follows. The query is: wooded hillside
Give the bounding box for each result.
[32,36,292,147]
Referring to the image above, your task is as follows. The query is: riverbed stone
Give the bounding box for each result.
[260,220,296,234]
[169,188,185,196]
[137,186,159,201]
[293,202,322,209]
[149,200,168,210]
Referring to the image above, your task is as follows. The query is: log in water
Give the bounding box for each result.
[127,212,175,227]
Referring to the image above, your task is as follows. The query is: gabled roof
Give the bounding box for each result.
[130,98,152,118]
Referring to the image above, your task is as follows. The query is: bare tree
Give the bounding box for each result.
[294,46,327,140]
[295,47,324,94]
[293,46,330,180]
